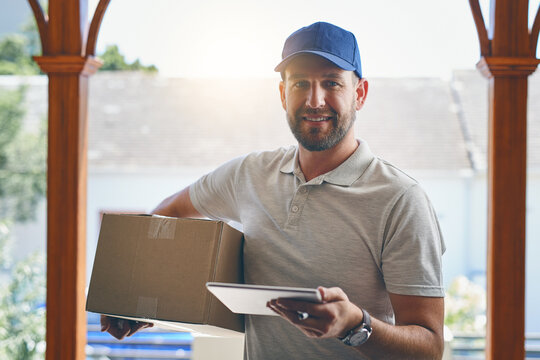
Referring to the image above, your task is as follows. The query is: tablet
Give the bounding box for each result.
[206,282,322,316]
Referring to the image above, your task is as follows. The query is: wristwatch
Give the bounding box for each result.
[340,309,372,346]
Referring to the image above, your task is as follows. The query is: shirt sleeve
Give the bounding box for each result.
[189,156,244,223]
[381,184,446,297]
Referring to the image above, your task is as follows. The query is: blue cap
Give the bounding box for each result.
[274,22,362,79]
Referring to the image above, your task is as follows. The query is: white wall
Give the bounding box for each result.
[526,174,540,334]
[86,167,214,282]
[413,172,476,288]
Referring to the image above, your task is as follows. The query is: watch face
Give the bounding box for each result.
[349,329,369,346]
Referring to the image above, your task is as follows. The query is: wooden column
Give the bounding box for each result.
[470,0,540,359]
[27,1,110,359]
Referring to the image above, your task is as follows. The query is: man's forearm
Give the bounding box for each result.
[269,288,444,360]
[357,317,443,360]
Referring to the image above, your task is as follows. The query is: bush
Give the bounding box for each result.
[0,222,45,360]
[445,276,486,334]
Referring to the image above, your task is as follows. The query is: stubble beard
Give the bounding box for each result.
[287,105,357,152]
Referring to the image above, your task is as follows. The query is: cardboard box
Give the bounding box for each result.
[86,214,245,335]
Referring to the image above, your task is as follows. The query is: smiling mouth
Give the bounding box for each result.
[303,116,333,122]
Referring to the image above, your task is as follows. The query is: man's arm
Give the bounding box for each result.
[151,186,203,218]
[268,287,444,360]
[101,186,202,339]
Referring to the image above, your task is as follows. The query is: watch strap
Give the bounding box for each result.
[340,308,372,346]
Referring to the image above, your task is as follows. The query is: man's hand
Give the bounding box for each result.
[267,286,364,339]
[267,287,444,359]
[100,315,153,340]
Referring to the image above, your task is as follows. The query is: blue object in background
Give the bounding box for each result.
[86,312,193,359]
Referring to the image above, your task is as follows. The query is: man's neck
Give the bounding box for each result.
[297,133,359,182]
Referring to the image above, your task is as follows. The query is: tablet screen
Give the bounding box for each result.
[206,282,322,316]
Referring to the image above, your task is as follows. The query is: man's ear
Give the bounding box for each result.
[355,78,368,111]
[279,81,287,111]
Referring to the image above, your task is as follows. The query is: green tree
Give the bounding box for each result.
[0,12,157,75]
[445,276,486,334]
[0,86,47,359]
[20,15,42,58]
[0,35,40,75]
[0,252,46,359]
[0,88,46,221]
[0,4,47,358]
[99,44,158,73]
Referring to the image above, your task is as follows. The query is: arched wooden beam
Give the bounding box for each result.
[531,3,540,56]
[469,0,491,56]
[27,0,49,54]
[86,0,111,56]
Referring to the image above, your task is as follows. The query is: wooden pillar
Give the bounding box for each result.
[469,0,540,359]
[27,1,110,359]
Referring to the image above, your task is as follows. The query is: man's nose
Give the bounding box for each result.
[306,84,325,108]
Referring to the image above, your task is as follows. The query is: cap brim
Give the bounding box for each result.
[274,50,356,73]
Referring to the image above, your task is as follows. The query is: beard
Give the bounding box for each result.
[286,104,357,152]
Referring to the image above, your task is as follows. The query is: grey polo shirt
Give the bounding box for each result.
[190,140,445,360]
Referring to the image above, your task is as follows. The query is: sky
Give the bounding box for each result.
[89,0,537,79]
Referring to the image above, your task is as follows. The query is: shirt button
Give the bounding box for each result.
[291,205,299,213]
[299,187,307,194]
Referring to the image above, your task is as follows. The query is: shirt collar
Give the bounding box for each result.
[279,139,375,186]
[279,148,298,175]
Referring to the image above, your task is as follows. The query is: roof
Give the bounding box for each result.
[452,69,540,171]
[2,69,539,173]
[87,75,295,171]
[84,72,471,172]
[355,77,470,171]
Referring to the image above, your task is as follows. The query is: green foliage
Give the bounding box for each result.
[0,88,46,222]
[20,15,42,57]
[445,276,486,334]
[0,4,43,75]
[0,245,46,360]
[0,4,47,358]
[0,87,24,150]
[0,35,28,63]
[0,220,13,271]
[99,44,158,73]
[0,35,40,75]
[0,86,46,358]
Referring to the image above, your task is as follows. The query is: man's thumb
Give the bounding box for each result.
[318,286,348,303]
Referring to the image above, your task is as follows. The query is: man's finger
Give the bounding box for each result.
[318,286,348,303]
[126,320,154,337]
[101,317,133,340]
[100,315,110,332]
[274,298,329,319]
[269,300,325,333]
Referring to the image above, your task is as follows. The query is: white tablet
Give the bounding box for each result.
[206,282,322,316]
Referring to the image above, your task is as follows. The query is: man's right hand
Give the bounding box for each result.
[100,315,153,340]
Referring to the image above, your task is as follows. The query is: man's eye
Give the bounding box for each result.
[293,81,309,89]
[326,81,339,87]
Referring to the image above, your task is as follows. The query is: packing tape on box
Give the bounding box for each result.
[136,296,158,318]
[148,216,176,240]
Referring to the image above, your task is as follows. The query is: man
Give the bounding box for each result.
[102,22,445,359]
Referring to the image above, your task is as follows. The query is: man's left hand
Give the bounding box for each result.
[267,286,364,339]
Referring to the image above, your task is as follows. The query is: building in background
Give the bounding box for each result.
[2,70,539,334]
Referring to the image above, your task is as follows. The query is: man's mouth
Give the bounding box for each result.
[303,116,333,122]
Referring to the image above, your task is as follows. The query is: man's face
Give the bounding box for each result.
[279,55,368,152]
